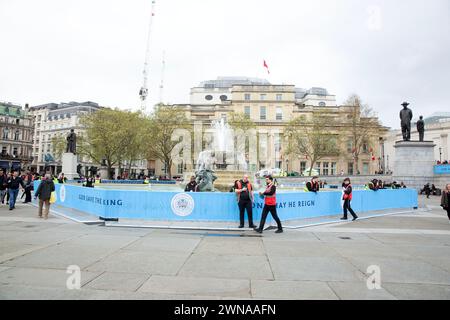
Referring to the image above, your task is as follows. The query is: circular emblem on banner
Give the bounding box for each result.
[59,185,66,203]
[171,193,195,217]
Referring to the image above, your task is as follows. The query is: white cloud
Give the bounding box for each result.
[0,0,449,128]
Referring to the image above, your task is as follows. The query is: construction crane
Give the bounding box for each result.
[139,0,156,113]
[159,50,165,104]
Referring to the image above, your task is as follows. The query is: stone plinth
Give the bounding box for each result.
[393,141,435,190]
[61,153,78,180]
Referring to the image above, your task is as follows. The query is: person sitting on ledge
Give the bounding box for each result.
[184,176,198,192]
[304,176,320,193]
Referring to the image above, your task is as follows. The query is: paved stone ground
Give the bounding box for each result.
[0,195,449,300]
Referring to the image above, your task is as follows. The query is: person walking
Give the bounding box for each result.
[235,174,256,228]
[7,171,25,210]
[22,174,33,203]
[34,174,55,219]
[340,177,358,221]
[440,184,450,223]
[254,176,283,234]
[0,170,7,204]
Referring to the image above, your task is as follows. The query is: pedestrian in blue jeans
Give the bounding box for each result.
[7,171,25,210]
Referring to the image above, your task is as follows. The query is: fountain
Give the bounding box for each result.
[192,118,254,192]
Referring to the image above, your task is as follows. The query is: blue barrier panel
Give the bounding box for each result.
[35,182,418,222]
[434,165,450,175]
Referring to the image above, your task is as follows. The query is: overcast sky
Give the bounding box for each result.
[1,0,449,128]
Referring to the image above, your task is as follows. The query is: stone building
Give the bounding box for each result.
[152,77,388,177]
[0,102,34,172]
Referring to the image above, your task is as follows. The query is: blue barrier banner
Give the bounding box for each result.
[35,181,418,223]
[434,165,450,175]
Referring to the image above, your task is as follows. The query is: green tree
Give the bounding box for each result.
[145,104,191,179]
[285,112,341,176]
[50,134,67,163]
[79,108,145,179]
[227,111,256,132]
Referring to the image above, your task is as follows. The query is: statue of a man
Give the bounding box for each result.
[399,102,413,141]
[66,129,77,154]
[416,115,425,142]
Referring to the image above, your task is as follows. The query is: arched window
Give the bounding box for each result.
[318,102,326,107]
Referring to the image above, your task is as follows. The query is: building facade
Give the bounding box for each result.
[155,77,388,177]
[0,102,34,172]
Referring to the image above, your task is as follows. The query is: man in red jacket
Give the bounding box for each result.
[254,176,283,234]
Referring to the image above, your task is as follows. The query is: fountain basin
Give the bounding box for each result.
[36,182,418,223]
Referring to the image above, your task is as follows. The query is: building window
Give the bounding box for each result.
[331,162,337,175]
[315,162,321,175]
[13,147,18,156]
[14,130,20,141]
[276,94,282,101]
[362,142,369,153]
[2,128,8,139]
[323,162,329,175]
[260,106,266,120]
[244,106,251,119]
[300,161,306,173]
[220,95,228,101]
[348,162,354,175]
[319,102,326,107]
[205,95,213,101]
[260,94,266,100]
[363,162,369,175]
[347,139,353,153]
[276,107,283,120]
[276,161,282,169]
[244,94,251,101]
[177,163,184,174]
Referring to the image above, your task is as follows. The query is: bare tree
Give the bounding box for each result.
[344,94,381,174]
[285,112,341,176]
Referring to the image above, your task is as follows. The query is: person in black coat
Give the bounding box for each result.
[184,176,198,192]
[340,178,358,221]
[34,174,55,219]
[7,171,25,210]
[305,176,320,192]
[0,170,7,204]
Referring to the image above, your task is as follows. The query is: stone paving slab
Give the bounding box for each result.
[269,256,365,282]
[346,256,450,285]
[178,254,274,280]
[84,272,150,292]
[264,241,340,258]
[251,280,338,300]
[326,281,397,300]
[0,267,101,288]
[2,243,116,270]
[124,236,201,253]
[85,249,191,275]
[138,275,251,298]
[381,283,450,300]
[194,237,265,256]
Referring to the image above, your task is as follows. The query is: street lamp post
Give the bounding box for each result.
[439,147,442,162]
[286,159,289,174]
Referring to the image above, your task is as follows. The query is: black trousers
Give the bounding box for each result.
[401,124,411,141]
[343,199,357,219]
[258,205,283,231]
[419,132,424,142]
[238,200,254,226]
[446,208,450,220]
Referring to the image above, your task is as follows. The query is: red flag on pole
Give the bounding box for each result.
[263,60,270,74]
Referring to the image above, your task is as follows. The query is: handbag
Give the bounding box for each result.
[49,191,56,204]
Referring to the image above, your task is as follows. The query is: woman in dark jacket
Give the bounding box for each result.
[34,174,55,219]
[340,178,358,221]
[440,184,450,222]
